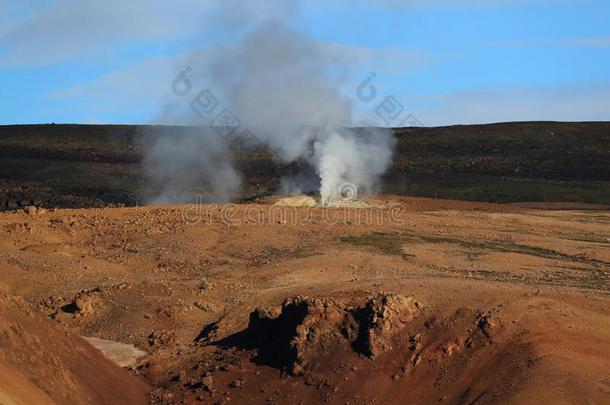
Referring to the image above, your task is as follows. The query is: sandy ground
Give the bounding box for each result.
[0,196,609,404]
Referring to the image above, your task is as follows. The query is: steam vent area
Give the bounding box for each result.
[0,122,610,404]
[2,0,610,402]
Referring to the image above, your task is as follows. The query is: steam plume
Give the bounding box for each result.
[145,3,395,205]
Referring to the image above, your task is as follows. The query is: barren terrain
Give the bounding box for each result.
[1,197,609,403]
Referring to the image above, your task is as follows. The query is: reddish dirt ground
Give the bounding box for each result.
[0,196,609,404]
[0,285,150,404]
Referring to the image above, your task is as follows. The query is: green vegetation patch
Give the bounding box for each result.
[340,232,610,267]
[339,232,406,256]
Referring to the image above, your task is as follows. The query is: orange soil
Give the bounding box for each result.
[0,196,608,404]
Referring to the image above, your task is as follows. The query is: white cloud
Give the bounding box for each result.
[49,38,429,124]
[7,0,599,126]
[0,0,306,66]
[55,49,610,126]
[0,0,210,65]
[1,0,583,66]
[321,42,431,74]
[484,36,610,48]
[410,84,610,126]
[336,0,581,7]
[49,54,181,121]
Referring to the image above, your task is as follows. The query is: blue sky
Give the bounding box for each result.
[1,0,609,126]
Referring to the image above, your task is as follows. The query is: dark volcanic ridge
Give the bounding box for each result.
[1,121,609,211]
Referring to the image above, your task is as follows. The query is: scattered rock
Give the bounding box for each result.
[194,301,215,312]
[201,374,214,392]
[148,331,177,347]
[228,292,423,376]
[24,205,37,215]
[39,294,65,311]
[74,290,102,316]
[158,306,175,318]
[476,312,496,338]
[62,288,103,317]
[409,333,422,351]
[349,292,423,357]
[442,341,460,356]
[228,379,244,389]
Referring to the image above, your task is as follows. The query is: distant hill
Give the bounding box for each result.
[0,122,609,210]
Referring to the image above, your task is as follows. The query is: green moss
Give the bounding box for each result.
[340,231,610,267]
[339,233,405,256]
